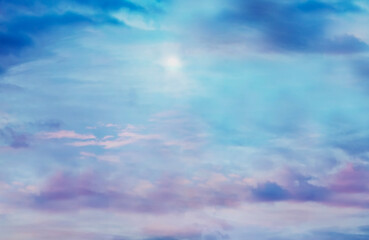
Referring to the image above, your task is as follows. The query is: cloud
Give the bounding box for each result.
[280,170,331,202]
[216,0,368,54]
[251,182,290,201]
[2,164,363,214]
[0,11,121,56]
[68,122,201,150]
[69,131,160,148]
[291,179,329,202]
[4,171,246,212]
[329,163,369,193]
[0,127,29,148]
[31,171,114,210]
[40,130,96,140]
[0,0,149,75]
[251,172,330,202]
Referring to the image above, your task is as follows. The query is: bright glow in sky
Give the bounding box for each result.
[162,56,183,70]
[1,0,369,240]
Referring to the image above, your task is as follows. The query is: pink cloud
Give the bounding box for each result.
[5,164,369,214]
[329,163,369,193]
[69,129,161,149]
[143,223,202,238]
[40,130,96,140]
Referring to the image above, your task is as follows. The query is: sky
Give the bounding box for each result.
[1,0,369,239]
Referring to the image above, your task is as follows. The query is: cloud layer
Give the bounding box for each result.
[1,0,369,239]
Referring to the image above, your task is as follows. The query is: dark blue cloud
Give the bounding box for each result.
[290,176,330,201]
[0,0,147,75]
[0,12,113,62]
[252,173,331,203]
[0,127,30,148]
[0,12,95,75]
[220,0,367,53]
[252,182,290,201]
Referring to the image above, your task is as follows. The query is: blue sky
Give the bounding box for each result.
[1,0,369,239]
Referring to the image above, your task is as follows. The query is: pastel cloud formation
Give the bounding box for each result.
[1,164,367,215]
[40,130,96,140]
[1,0,369,239]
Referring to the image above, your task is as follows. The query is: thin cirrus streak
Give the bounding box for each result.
[39,130,96,140]
[1,0,369,240]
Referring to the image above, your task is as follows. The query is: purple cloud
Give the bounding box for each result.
[330,163,369,193]
[0,127,30,148]
[9,164,364,214]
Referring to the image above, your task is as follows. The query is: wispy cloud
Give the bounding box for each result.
[40,130,96,140]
